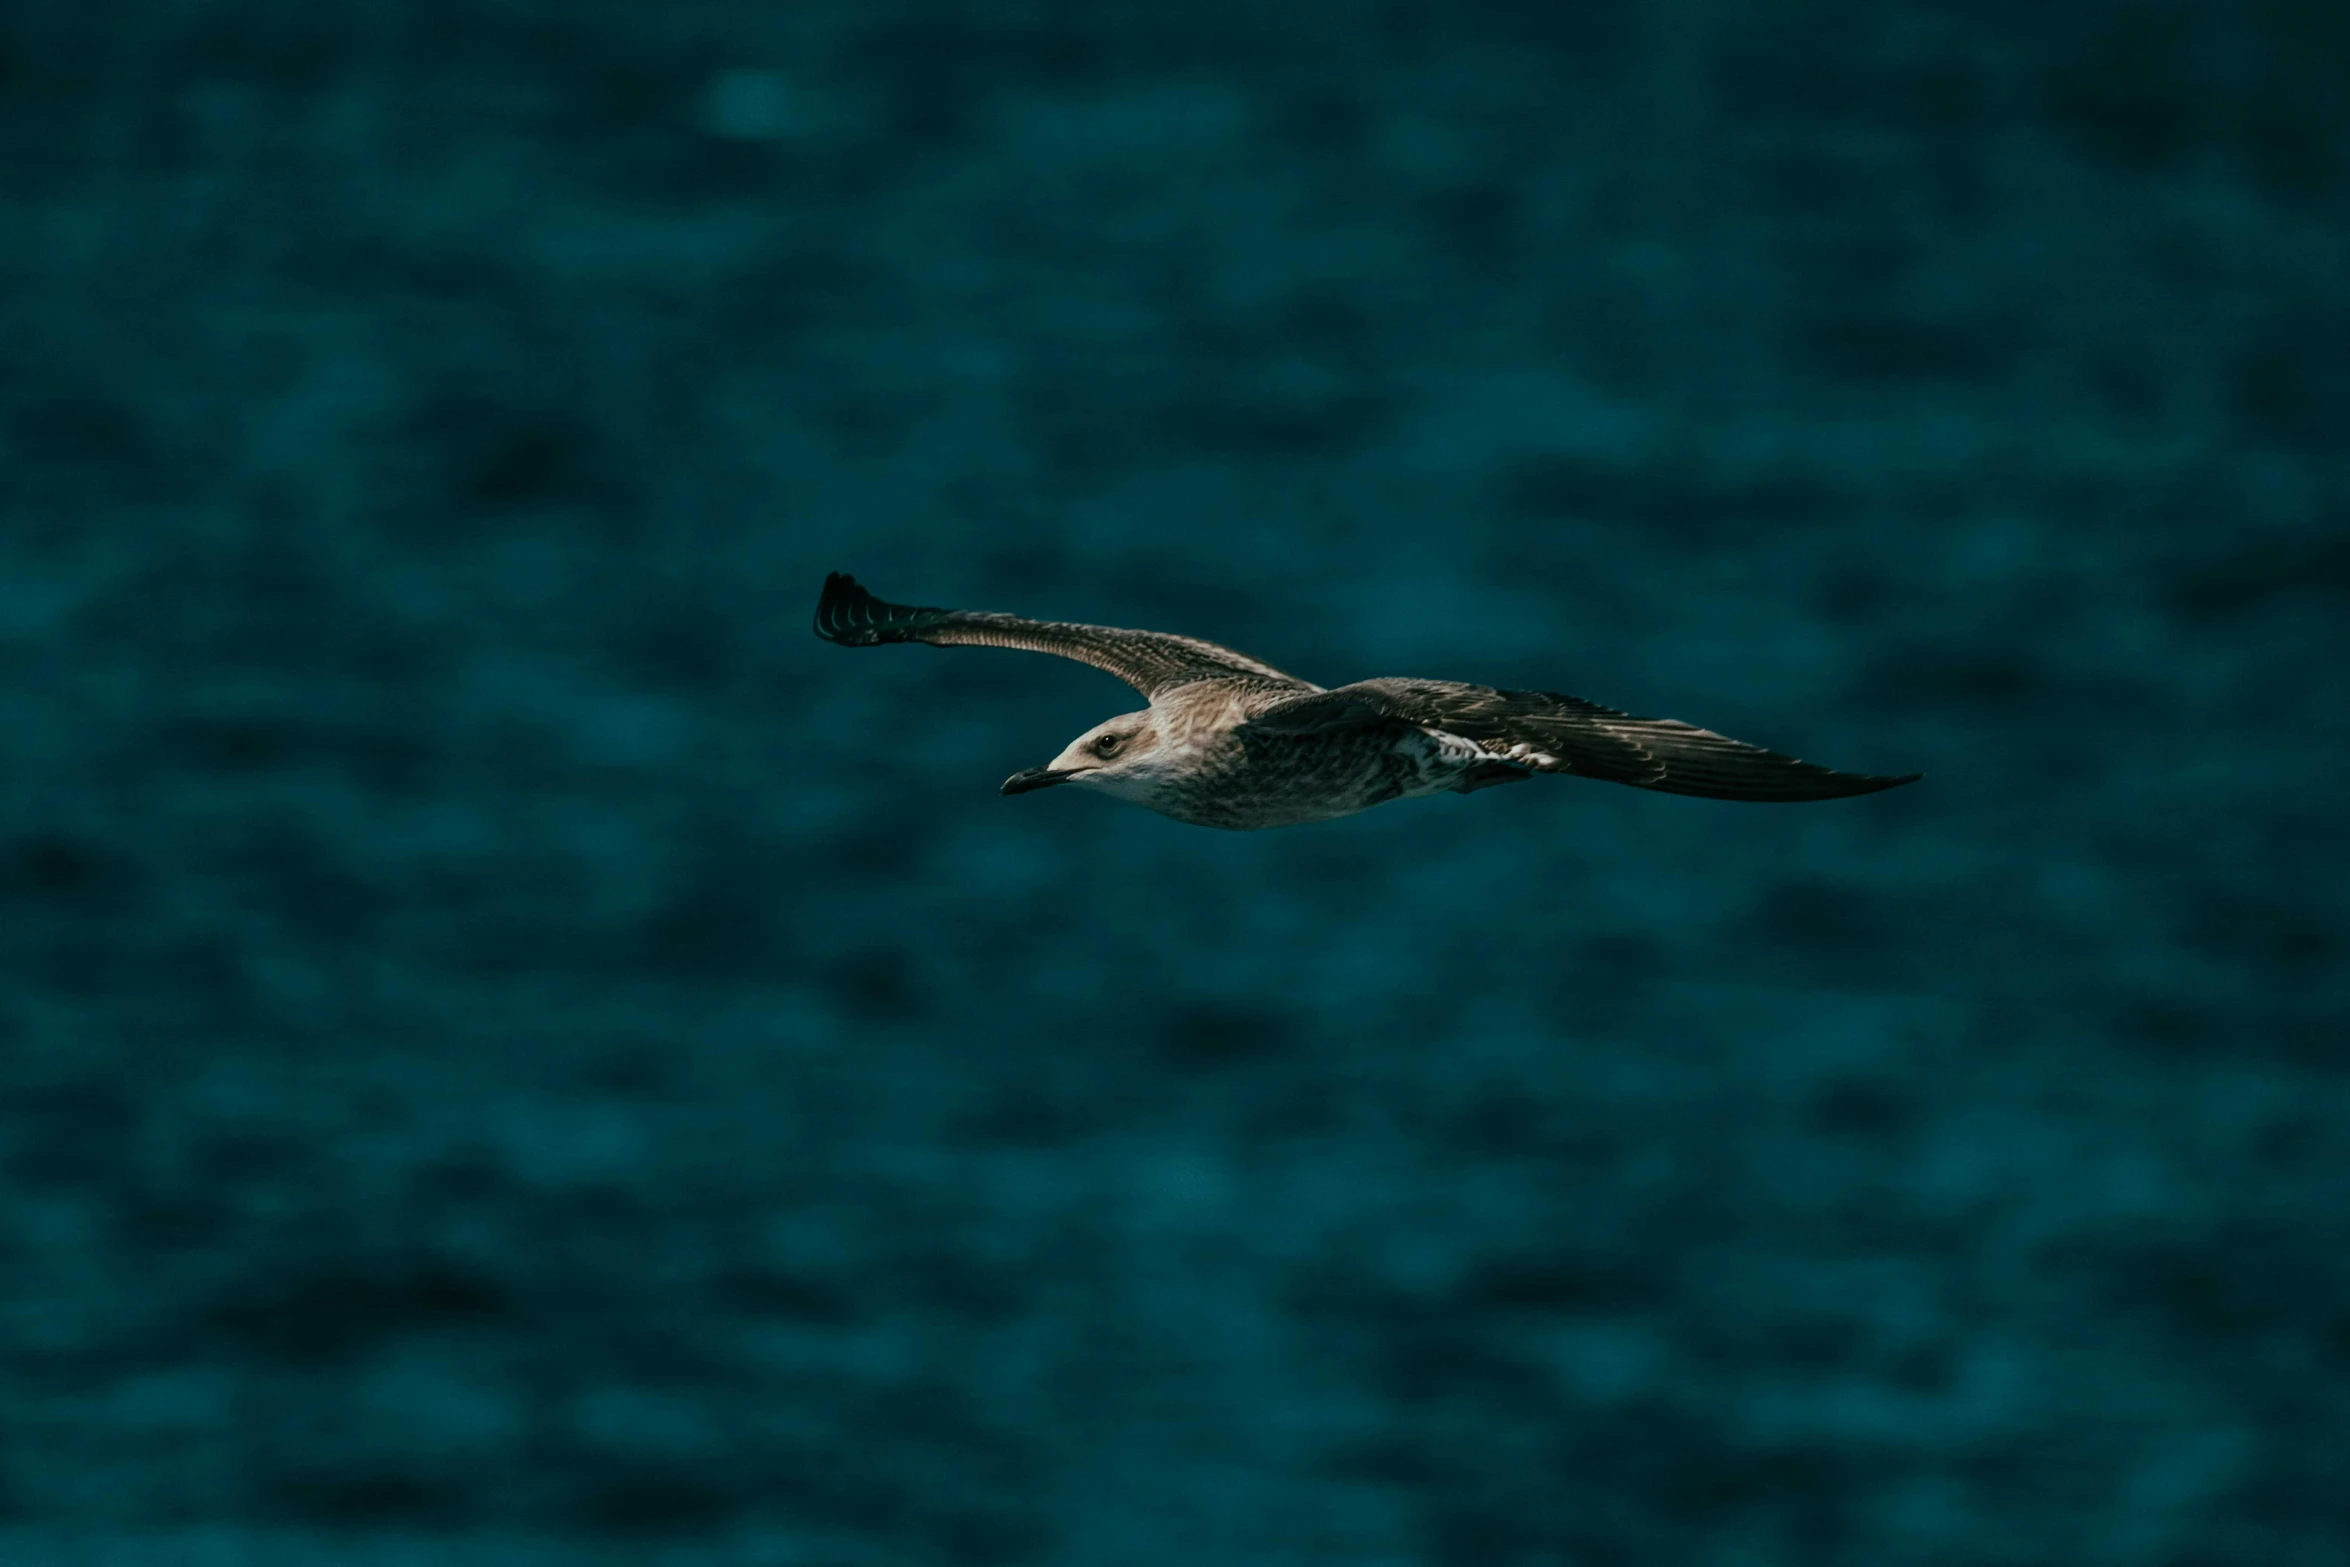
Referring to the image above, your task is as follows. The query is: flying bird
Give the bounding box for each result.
[815,573,1918,831]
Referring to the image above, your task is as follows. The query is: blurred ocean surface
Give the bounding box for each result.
[2,1,2346,1562]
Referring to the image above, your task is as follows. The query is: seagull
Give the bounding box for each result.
[815,572,1919,831]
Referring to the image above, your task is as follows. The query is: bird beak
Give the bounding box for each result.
[1000,767,1076,796]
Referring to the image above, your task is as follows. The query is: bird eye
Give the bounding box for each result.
[1093,734,1123,757]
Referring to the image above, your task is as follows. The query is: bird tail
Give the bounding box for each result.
[813,572,954,646]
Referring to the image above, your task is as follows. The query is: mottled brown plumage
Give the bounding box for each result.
[815,573,1918,830]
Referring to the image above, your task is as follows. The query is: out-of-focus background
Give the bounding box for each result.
[4,1,2346,1562]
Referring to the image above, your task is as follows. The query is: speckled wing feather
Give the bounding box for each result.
[1247,679,1920,802]
[814,573,1310,700]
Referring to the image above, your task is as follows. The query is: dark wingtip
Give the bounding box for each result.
[1741,766,1923,802]
[1853,771,1924,795]
[1701,767,1923,802]
[814,572,952,646]
[814,571,879,645]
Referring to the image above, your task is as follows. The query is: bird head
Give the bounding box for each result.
[1001,710,1166,799]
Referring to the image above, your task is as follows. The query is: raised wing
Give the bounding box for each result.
[814,573,1310,700]
[1247,678,1920,802]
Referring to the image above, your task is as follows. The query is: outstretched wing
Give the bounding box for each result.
[813,573,1310,700]
[1247,678,1920,802]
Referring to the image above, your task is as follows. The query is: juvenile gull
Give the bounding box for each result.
[815,572,1919,831]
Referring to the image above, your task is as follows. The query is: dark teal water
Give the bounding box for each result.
[4,2,2347,1562]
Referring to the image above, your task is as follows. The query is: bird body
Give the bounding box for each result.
[815,573,1917,830]
[1071,684,1506,830]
